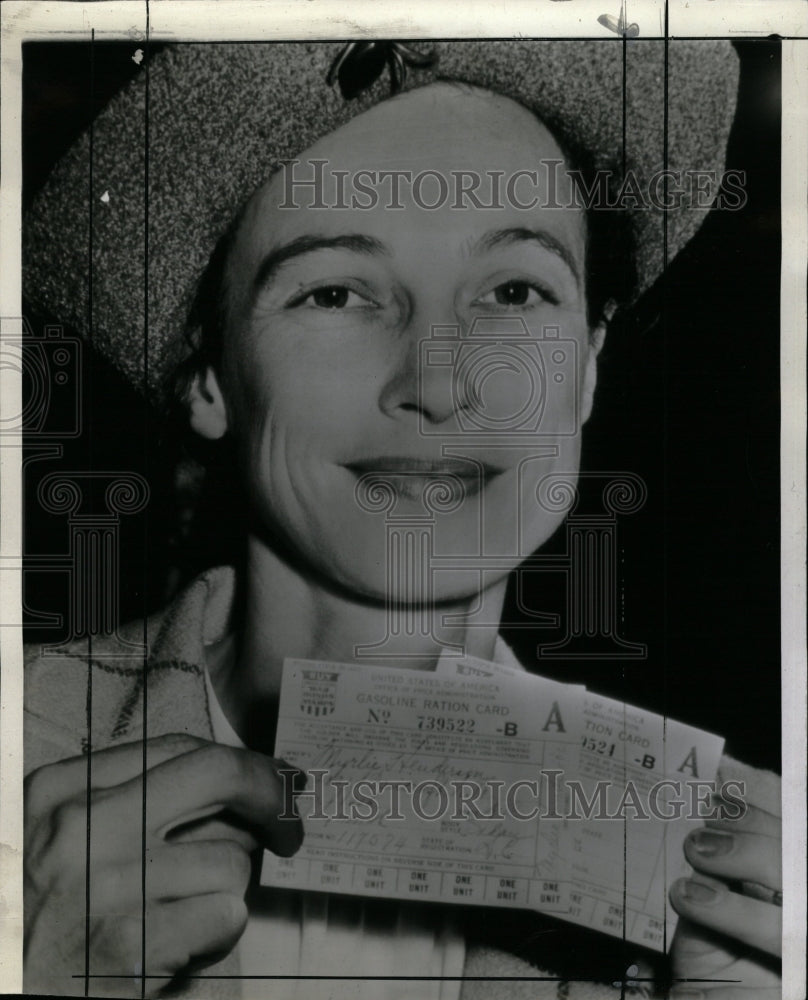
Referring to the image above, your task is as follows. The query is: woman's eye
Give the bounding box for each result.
[476,281,556,308]
[294,285,371,309]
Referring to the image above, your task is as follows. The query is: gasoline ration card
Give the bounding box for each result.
[262,658,577,914]
[262,657,725,951]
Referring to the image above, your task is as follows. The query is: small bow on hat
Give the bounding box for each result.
[327,41,437,100]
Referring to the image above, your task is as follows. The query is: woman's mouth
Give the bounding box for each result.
[344,456,505,504]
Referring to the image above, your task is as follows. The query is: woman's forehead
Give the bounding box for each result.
[256,84,569,200]
[232,83,585,269]
[304,83,565,164]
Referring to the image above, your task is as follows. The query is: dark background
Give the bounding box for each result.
[22,40,781,773]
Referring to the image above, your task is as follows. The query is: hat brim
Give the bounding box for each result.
[23,40,740,402]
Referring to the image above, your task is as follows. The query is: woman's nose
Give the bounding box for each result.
[377,314,468,427]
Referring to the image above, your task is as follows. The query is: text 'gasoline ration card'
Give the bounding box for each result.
[261,657,724,951]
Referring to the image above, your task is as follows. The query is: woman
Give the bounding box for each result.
[21,40,781,999]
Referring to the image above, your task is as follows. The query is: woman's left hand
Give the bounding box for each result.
[668,797,782,998]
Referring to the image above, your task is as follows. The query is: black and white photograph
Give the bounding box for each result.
[1,3,805,999]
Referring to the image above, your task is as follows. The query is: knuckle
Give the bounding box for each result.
[24,767,55,816]
[218,841,251,888]
[98,914,141,966]
[24,818,54,876]
[48,799,88,859]
[205,744,244,787]
[218,892,249,936]
[149,941,190,978]
[54,797,86,831]
[144,905,190,974]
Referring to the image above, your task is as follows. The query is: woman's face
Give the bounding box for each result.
[198,84,604,602]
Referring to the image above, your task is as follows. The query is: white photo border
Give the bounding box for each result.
[1,2,805,996]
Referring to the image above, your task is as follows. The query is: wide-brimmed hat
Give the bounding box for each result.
[23,40,739,404]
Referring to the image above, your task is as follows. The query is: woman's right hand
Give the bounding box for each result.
[24,734,304,997]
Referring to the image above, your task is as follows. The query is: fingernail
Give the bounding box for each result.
[679,879,721,904]
[689,829,734,856]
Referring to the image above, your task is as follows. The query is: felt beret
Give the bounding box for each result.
[23,40,740,403]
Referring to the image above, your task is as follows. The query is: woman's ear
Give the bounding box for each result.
[187,366,229,440]
[581,301,615,424]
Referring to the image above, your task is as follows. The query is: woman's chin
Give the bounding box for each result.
[265,496,565,607]
[314,537,516,608]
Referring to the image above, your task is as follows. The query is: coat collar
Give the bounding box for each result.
[111,565,523,745]
[109,566,237,745]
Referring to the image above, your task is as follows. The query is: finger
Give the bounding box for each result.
[669,875,782,958]
[89,735,214,787]
[672,915,745,980]
[145,892,248,974]
[707,800,781,837]
[167,815,259,853]
[93,841,252,909]
[684,829,781,891]
[25,734,212,811]
[109,745,304,856]
[91,894,249,984]
[672,916,783,986]
[149,841,252,901]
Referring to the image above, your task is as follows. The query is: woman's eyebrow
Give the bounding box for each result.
[472,227,581,287]
[252,234,390,293]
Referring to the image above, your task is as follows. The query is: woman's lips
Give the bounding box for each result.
[344,457,505,502]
